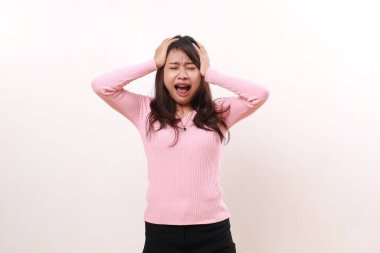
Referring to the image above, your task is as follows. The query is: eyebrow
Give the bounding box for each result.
[168,62,195,65]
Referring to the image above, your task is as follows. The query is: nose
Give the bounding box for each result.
[177,69,188,80]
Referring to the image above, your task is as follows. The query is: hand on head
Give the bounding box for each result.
[192,41,210,77]
[154,36,179,69]
[154,36,210,77]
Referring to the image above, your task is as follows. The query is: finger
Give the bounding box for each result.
[195,41,203,48]
[193,44,203,56]
[163,37,177,44]
[166,37,179,44]
[160,37,178,48]
[196,41,207,51]
[192,42,200,51]
[198,42,207,52]
[192,41,201,48]
[169,36,179,40]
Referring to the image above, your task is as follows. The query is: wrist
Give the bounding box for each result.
[202,66,210,77]
[204,68,217,83]
[154,58,160,69]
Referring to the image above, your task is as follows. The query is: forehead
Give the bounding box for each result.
[166,49,193,64]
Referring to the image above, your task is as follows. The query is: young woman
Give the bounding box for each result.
[91,35,269,253]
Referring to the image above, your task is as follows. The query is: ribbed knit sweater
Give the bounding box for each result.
[91,59,269,225]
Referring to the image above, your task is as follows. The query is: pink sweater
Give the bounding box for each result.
[91,59,269,225]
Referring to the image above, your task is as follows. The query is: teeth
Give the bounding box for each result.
[175,84,191,91]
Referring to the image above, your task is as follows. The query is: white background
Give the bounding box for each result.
[1,0,379,252]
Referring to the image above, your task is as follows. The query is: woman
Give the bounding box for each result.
[91,35,269,253]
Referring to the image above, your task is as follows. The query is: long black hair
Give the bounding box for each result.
[146,35,231,147]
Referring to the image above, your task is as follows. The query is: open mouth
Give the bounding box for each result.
[174,84,191,92]
[174,84,191,96]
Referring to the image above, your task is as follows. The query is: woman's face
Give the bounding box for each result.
[163,48,201,108]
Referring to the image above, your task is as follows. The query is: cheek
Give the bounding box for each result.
[194,82,201,92]
[164,71,176,85]
[189,70,200,79]
[191,74,202,87]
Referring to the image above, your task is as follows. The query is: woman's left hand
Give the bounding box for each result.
[193,41,210,76]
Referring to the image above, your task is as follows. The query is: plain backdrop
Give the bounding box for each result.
[1,0,379,252]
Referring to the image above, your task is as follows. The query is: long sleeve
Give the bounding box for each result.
[205,68,269,129]
[91,59,157,127]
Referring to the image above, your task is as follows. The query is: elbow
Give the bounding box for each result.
[91,78,105,95]
[257,89,269,107]
[261,89,270,103]
[248,88,270,107]
[91,76,123,97]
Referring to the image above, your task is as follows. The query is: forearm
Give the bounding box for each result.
[91,59,157,96]
[205,68,269,106]
[91,59,157,127]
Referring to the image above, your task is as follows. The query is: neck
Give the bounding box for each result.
[176,104,193,117]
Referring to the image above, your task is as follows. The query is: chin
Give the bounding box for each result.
[174,99,190,105]
[170,93,192,103]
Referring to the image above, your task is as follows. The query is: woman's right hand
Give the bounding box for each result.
[154,36,179,69]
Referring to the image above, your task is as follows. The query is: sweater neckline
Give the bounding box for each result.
[176,110,196,120]
[175,110,196,128]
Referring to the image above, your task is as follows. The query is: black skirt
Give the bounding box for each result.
[142,218,236,253]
